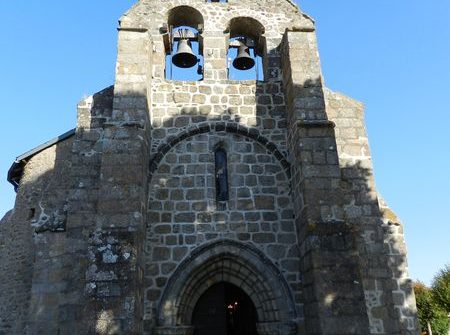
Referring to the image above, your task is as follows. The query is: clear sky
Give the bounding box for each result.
[0,1,448,285]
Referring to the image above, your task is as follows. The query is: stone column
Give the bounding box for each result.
[202,32,228,81]
[281,29,370,334]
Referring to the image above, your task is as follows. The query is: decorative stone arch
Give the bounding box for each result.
[167,5,204,31]
[226,16,265,41]
[154,240,298,335]
[149,121,290,178]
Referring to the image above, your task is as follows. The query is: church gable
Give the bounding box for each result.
[0,1,420,335]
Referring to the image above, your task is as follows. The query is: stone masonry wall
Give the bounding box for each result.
[149,81,288,156]
[131,0,314,332]
[58,86,117,334]
[0,0,420,334]
[122,0,310,38]
[121,0,314,84]
[326,90,419,334]
[0,208,31,335]
[0,86,117,334]
[145,130,299,330]
[0,138,74,334]
[379,200,419,334]
[92,26,152,333]
[281,29,373,334]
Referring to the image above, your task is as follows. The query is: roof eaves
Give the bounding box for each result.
[7,128,76,191]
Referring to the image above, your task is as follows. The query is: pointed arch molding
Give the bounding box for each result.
[149,122,291,178]
[155,240,298,335]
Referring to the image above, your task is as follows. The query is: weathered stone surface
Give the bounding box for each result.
[0,1,418,334]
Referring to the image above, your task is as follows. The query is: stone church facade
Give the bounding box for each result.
[0,0,419,334]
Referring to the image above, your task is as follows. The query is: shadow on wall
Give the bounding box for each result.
[0,78,418,334]
[0,123,76,334]
[340,160,418,333]
[140,74,418,334]
[143,79,296,333]
[0,86,127,334]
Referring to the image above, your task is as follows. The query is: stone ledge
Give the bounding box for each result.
[117,27,148,33]
[297,120,335,128]
[257,321,298,335]
[153,326,194,335]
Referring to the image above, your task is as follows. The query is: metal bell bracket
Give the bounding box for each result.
[228,37,255,49]
[171,28,198,45]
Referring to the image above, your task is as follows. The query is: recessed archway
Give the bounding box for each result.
[154,240,298,335]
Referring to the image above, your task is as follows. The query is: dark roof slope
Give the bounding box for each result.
[7,129,76,191]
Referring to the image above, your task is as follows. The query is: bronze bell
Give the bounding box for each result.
[172,39,198,68]
[233,42,255,70]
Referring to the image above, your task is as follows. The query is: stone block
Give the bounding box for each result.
[174,213,195,223]
[253,233,276,244]
[254,196,275,210]
[173,247,188,261]
[152,247,170,261]
[186,189,204,200]
[192,95,206,104]
[173,93,190,103]
[267,244,287,259]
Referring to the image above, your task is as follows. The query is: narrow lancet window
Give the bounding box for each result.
[215,148,229,201]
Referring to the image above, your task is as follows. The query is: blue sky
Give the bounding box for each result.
[0,0,448,285]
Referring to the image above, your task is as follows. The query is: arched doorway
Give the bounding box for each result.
[192,282,258,335]
[154,240,298,335]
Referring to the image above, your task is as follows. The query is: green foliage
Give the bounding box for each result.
[414,266,450,335]
[432,265,450,313]
[414,282,436,331]
[430,308,449,335]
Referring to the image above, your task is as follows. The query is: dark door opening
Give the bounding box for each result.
[192,282,258,335]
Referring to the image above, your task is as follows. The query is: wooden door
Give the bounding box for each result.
[192,282,257,335]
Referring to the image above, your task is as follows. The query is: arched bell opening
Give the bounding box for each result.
[225,17,266,81]
[164,6,204,81]
[192,282,258,335]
